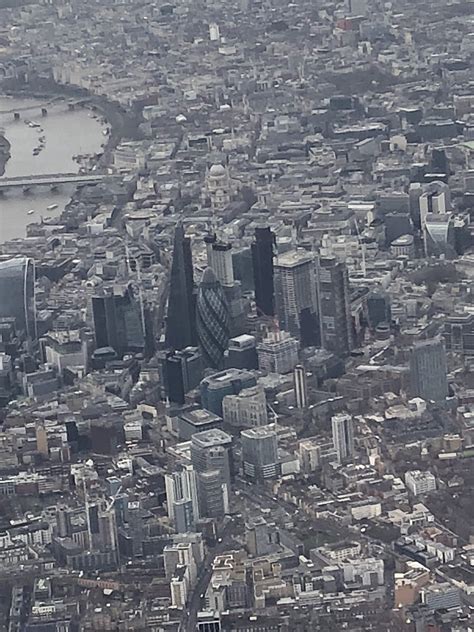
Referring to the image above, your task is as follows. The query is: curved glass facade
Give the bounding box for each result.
[0,257,36,339]
[196,267,230,369]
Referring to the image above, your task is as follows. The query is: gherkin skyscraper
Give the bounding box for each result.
[196,267,230,369]
[165,224,196,350]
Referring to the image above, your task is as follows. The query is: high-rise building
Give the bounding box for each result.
[92,285,145,357]
[0,257,36,339]
[293,364,308,408]
[444,312,474,356]
[222,384,268,428]
[367,291,391,330]
[205,234,234,287]
[166,224,196,350]
[423,214,456,258]
[165,467,200,532]
[92,286,145,356]
[409,339,448,402]
[241,425,280,481]
[191,429,233,490]
[196,267,230,369]
[200,368,256,416]
[274,250,319,346]
[160,347,203,405]
[191,429,232,520]
[331,413,355,463]
[251,227,276,317]
[317,257,354,358]
[257,330,299,375]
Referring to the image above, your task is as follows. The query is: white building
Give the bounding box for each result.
[405,470,437,496]
[222,384,268,428]
[257,331,299,375]
[165,467,200,529]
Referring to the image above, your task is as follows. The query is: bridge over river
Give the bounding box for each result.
[0,172,105,191]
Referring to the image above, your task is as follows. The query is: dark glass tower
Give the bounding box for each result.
[0,257,36,339]
[165,224,196,350]
[251,227,275,317]
[196,267,230,369]
[92,285,144,356]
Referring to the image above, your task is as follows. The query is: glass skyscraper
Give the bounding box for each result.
[196,267,230,369]
[251,227,275,317]
[0,257,36,339]
[165,223,197,350]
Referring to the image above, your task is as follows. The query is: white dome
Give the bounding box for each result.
[209,163,226,176]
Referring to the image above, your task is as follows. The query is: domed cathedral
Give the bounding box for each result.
[203,158,237,212]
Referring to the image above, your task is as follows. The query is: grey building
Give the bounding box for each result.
[241,425,280,481]
[410,339,448,402]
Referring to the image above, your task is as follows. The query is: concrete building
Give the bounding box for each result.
[405,470,437,496]
[257,331,299,375]
[222,384,268,428]
[241,425,280,481]
[409,339,448,403]
[331,413,355,464]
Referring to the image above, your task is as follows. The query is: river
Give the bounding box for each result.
[0,95,107,243]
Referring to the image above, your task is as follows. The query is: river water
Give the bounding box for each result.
[0,95,107,243]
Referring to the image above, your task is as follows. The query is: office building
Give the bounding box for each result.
[196,267,230,369]
[222,384,268,428]
[405,470,437,497]
[444,312,474,356]
[409,339,448,402]
[200,368,256,416]
[166,224,196,350]
[160,347,203,405]
[191,429,233,490]
[241,425,280,481]
[0,257,36,339]
[165,467,200,532]
[293,364,308,408]
[197,611,221,632]
[423,213,456,258]
[367,291,391,330]
[225,334,258,370]
[92,285,145,357]
[197,469,228,519]
[257,330,299,375]
[331,413,355,463]
[205,234,234,287]
[251,227,276,317]
[419,180,451,229]
[177,407,223,441]
[317,257,354,357]
[274,250,319,346]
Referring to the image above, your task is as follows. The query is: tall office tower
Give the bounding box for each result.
[205,234,234,287]
[196,268,230,369]
[92,285,145,357]
[293,364,308,408]
[0,257,36,340]
[367,291,391,330]
[197,469,228,519]
[191,429,233,491]
[225,334,258,370]
[165,467,200,533]
[331,413,355,463]
[257,330,299,375]
[160,347,203,405]
[205,234,247,336]
[423,214,456,259]
[166,224,196,350]
[410,338,448,402]
[274,250,319,346]
[222,384,268,428]
[251,227,276,317]
[317,257,354,358]
[241,425,280,481]
[419,181,451,229]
